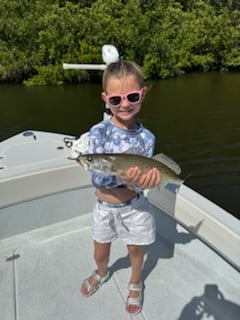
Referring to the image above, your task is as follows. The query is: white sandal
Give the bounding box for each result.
[126,281,143,315]
[81,269,110,297]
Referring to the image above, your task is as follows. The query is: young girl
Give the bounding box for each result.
[81,60,161,315]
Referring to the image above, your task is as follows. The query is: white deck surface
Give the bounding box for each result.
[1,208,239,320]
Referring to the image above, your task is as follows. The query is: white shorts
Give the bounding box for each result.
[92,193,156,245]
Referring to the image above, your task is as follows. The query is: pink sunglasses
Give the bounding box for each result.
[103,88,144,108]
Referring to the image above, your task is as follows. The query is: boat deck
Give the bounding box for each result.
[1,206,239,320]
[0,131,239,319]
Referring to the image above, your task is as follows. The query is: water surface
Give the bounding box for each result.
[0,72,239,217]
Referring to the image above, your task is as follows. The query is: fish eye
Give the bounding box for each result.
[87,156,92,162]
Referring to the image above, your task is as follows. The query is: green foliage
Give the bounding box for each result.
[0,0,240,85]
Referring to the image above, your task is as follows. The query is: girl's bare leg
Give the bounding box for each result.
[126,245,144,313]
[94,241,111,276]
[81,241,111,295]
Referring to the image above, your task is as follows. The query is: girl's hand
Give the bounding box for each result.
[138,167,161,189]
[120,167,161,189]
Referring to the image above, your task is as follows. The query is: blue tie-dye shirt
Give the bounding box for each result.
[88,119,155,189]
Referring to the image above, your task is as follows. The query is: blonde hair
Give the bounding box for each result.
[102,60,145,92]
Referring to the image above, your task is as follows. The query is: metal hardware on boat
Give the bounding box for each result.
[6,254,20,262]
[0,155,5,170]
[63,137,76,148]
[63,45,119,70]
[63,63,106,70]
[23,131,37,140]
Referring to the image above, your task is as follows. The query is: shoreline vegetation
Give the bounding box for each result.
[0,0,240,86]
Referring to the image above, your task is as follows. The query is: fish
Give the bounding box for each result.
[71,152,184,186]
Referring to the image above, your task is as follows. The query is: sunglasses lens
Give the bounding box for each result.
[109,96,121,106]
[127,92,140,103]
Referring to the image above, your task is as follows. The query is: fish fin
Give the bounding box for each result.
[123,147,141,155]
[153,153,181,175]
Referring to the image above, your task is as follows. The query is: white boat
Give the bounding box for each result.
[0,129,239,320]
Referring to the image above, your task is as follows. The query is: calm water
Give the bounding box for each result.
[0,72,239,218]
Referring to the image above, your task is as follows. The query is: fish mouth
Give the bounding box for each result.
[68,156,86,168]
